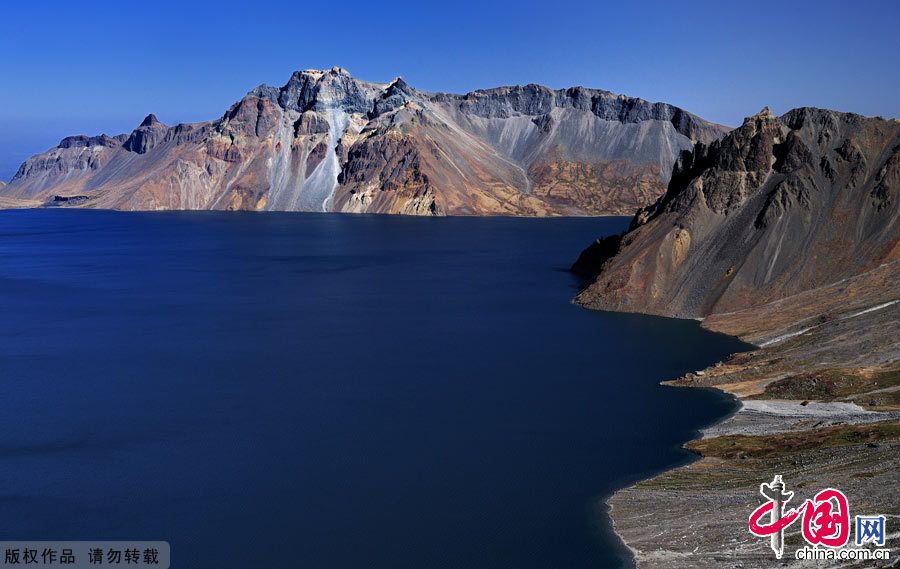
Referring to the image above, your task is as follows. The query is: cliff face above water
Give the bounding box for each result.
[577,107,900,568]
[576,107,900,317]
[1,67,727,215]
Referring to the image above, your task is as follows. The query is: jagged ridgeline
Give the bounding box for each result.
[575,107,900,318]
[2,67,727,215]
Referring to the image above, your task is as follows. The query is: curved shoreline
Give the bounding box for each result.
[598,282,900,567]
[603,367,747,569]
[604,381,746,569]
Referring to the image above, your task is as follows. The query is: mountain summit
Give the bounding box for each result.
[575,106,899,317]
[2,68,728,215]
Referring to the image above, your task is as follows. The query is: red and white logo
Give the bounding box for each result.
[748,475,850,558]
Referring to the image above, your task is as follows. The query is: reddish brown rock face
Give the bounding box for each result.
[305,140,329,174]
[333,131,437,215]
[528,158,665,215]
[2,68,728,216]
[575,107,900,318]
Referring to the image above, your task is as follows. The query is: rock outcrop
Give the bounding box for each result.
[575,107,900,317]
[573,106,900,568]
[1,67,728,215]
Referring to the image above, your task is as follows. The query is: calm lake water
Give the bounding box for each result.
[0,210,747,569]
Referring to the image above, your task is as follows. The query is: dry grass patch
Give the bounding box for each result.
[752,367,900,401]
[687,421,900,460]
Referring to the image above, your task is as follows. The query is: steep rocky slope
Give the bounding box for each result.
[0,180,39,208]
[574,108,899,567]
[576,107,899,316]
[2,67,727,215]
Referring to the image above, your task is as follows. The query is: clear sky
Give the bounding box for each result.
[1,0,898,180]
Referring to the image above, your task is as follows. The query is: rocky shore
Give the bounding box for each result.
[608,263,899,568]
[573,107,899,567]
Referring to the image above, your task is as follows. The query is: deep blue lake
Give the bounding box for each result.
[0,210,746,569]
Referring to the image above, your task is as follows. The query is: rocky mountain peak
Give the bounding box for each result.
[751,106,774,120]
[731,107,781,139]
[371,77,419,116]
[387,77,412,93]
[140,113,162,127]
[691,106,786,186]
[269,67,377,115]
[575,107,899,319]
[124,114,169,154]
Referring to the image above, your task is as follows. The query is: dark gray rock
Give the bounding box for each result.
[371,77,417,117]
[123,114,169,154]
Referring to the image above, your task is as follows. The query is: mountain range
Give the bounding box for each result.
[3,65,898,567]
[1,67,728,215]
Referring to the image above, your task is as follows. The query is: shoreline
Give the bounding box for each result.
[0,201,637,219]
[584,344,748,569]
[599,270,900,567]
[604,361,748,569]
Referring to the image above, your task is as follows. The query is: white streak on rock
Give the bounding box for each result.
[299,106,349,212]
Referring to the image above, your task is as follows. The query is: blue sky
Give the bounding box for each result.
[1,0,898,180]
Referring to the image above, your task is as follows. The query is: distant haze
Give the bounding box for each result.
[0,118,144,181]
[1,0,897,181]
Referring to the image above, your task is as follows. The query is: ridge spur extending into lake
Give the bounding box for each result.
[0,209,748,568]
